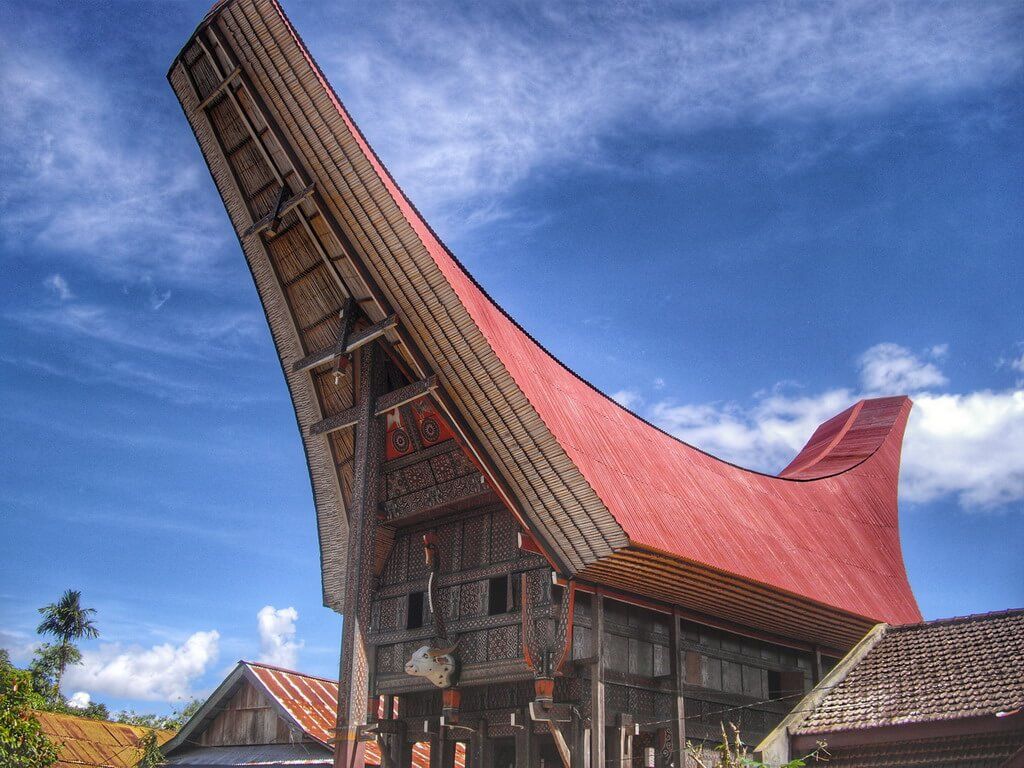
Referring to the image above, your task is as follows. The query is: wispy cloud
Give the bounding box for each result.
[638,343,1024,509]
[0,46,229,286]
[43,274,73,301]
[318,0,1022,225]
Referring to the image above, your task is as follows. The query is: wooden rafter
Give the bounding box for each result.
[292,314,397,374]
[308,375,437,437]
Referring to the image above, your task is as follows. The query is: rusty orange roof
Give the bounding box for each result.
[33,710,173,768]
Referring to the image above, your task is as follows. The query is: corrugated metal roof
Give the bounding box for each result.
[259,0,920,625]
[169,0,921,629]
[162,742,332,766]
[33,710,174,768]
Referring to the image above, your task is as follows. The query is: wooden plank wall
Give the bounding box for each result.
[197,680,306,746]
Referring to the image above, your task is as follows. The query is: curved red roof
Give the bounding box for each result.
[271,1,920,626]
[173,0,921,630]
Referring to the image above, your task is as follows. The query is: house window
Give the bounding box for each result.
[768,669,805,699]
[407,591,425,629]
[488,576,511,615]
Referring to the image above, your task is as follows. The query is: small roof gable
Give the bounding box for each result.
[794,609,1024,734]
[33,710,173,768]
[163,661,459,768]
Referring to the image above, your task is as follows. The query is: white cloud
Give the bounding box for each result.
[63,630,219,702]
[611,389,643,410]
[43,274,73,301]
[641,344,1024,510]
[858,342,947,394]
[0,50,228,285]
[1009,352,1024,374]
[67,691,91,709]
[319,0,1022,222]
[257,606,302,668]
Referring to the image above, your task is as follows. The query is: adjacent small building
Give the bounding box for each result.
[161,660,462,768]
[33,710,173,768]
[757,609,1024,767]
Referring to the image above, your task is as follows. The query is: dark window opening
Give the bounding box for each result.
[407,591,425,629]
[768,669,805,699]
[488,576,510,615]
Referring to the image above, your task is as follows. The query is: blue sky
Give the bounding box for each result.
[1,0,1021,714]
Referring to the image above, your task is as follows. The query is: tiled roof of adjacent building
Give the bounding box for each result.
[795,609,1024,733]
[33,710,174,768]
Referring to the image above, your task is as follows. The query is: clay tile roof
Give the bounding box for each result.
[33,710,174,768]
[795,609,1024,733]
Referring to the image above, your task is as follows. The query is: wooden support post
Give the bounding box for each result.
[665,608,686,768]
[333,344,385,768]
[813,646,824,685]
[388,718,406,768]
[397,737,413,768]
[613,715,633,768]
[570,715,586,768]
[516,710,533,768]
[468,718,487,768]
[590,593,606,768]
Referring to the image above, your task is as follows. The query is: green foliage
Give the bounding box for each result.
[0,656,60,768]
[36,590,98,696]
[29,644,80,708]
[116,698,203,731]
[686,723,827,768]
[136,729,164,768]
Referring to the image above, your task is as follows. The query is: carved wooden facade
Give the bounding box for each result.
[167,1,919,764]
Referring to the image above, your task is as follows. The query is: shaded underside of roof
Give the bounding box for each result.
[168,0,921,636]
[796,610,1024,734]
[817,731,1024,768]
[33,710,174,768]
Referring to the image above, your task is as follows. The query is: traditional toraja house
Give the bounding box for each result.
[757,609,1024,767]
[167,1,922,765]
[32,710,173,768]
[161,661,463,768]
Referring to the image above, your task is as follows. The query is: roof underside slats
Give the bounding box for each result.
[168,0,921,649]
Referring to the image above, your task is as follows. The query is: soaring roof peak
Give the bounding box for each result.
[169,0,920,648]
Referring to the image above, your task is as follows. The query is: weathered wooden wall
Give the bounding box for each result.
[197,680,305,746]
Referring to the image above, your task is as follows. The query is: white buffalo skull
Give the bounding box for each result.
[404,645,457,688]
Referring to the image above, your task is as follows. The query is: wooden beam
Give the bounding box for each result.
[309,405,360,436]
[195,65,240,110]
[309,375,436,437]
[334,344,386,768]
[590,593,605,768]
[665,609,685,768]
[375,376,438,415]
[292,314,397,373]
[242,182,316,238]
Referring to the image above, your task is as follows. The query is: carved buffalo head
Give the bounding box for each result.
[404,644,458,688]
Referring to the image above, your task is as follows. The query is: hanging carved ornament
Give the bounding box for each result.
[521,570,576,701]
[403,533,460,689]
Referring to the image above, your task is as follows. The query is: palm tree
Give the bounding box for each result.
[36,589,99,695]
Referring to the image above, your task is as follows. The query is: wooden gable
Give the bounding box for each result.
[194,677,313,747]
